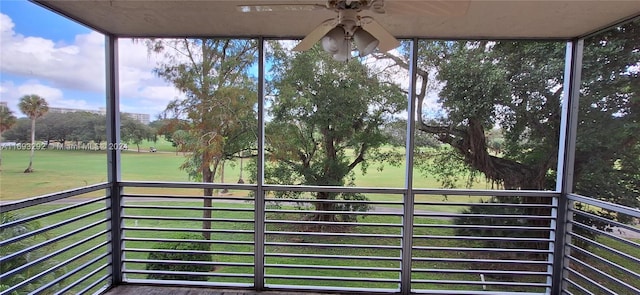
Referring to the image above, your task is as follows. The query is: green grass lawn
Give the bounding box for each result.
[1,148,489,201]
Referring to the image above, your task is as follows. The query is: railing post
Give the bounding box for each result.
[400,38,419,295]
[105,34,123,286]
[552,39,583,295]
[254,37,266,291]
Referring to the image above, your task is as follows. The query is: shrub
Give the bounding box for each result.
[146,232,213,281]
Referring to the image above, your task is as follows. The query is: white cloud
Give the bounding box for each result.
[1,14,105,92]
[0,80,95,116]
[0,13,181,118]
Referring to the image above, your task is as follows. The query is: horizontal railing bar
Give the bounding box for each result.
[570,221,640,250]
[72,273,111,295]
[0,182,109,213]
[0,207,108,247]
[0,196,107,231]
[123,279,253,289]
[410,279,549,287]
[411,268,550,276]
[414,201,555,208]
[569,232,640,264]
[124,269,254,278]
[265,231,401,239]
[568,193,640,218]
[125,248,254,256]
[122,204,255,212]
[264,263,399,272]
[412,257,550,265]
[0,218,107,264]
[0,230,108,281]
[119,182,559,197]
[265,219,402,227]
[264,284,397,294]
[120,181,257,191]
[413,223,550,231]
[565,267,616,295]
[411,290,544,295]
[124,259,254,268]
[264,241,401,250]
[265,252,401,261]
[413,235,553,242]
[265,209,403,216]
[413,189,559,198]
[1,239,109,294]
[568,244,640,280]
[264,198,403,205]
[31,253,109,295]
[563,277,596,295]
[122,226,254,234]
[122,215,254,223]
[264,185,406,194]
[123,193,255,202]
[263,274,399,283]
[570,209,640,235]
[567,255,640,294]
[412,246,551,254]
[413,212,554,219]
[123,237,254,245]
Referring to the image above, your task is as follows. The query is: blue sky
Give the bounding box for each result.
[0,0,179,119]
[0,1,429,121]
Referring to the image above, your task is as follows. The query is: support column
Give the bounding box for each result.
[400,38,418,295]
[254,37,266,291]
[105,34,123,285]
[552,39,583,295]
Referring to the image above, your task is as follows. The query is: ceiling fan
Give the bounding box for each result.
[238,0,470,61]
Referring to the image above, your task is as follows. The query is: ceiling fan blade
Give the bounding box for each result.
[293,18,338,51]
[384,0,470,16]
[237,4,325,13]
[360,16,400,52]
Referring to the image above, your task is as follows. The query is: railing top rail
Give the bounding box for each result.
[119,180,560,197]
[0,182,109,213]
[568,193,640,218]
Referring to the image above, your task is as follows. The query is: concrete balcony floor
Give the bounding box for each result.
[104,285,350,295]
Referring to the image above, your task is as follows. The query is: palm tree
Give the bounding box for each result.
[18,95,49,173]
[0,105,17,171]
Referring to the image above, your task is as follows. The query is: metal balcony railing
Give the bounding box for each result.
[562,194,640,295]
[0,183,112,295]
[1,182,638,295]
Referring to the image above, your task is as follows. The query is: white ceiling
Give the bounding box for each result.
[35,0,640,39]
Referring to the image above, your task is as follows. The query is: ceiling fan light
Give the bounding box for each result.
[321,27,346,54]
[354,28,379,56]
[332,40,350,62]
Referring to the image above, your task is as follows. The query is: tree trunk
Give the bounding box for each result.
[24,118,35,173]
[220,160,228,194]
[0,129,3,171]
[202,156,220,240]
[308,192,338,223]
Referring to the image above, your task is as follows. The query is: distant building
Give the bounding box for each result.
[97,108,150,125]
[0,101,8,109]
[49,107,150,125]
[49,107,101,115]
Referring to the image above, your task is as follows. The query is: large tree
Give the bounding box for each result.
[266,46,406,222]
[18,95,49,173]
[120,116,153,152]
[0,105,17,170]
[148,38,258,239]
[376,21,639,245]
